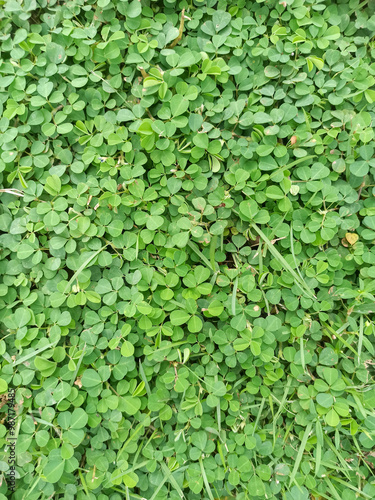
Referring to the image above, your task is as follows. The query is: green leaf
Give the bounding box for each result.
[248,475,265,496]
[81,369,102,388]
[170,95,189,116]
[325,408,340,427]
[170,310,190,325]
[319,348,338,366]
[104,42,120,60]
[316,393,334,408]
[70,408,88,429]
[324,26,340,40]
[265,186,284,200]
[0,379,8,393]
[146,215,164,230]
[212,381,226,397]
[45,42,65,64]
[15,308,31,328]
[43,459,65,483]
[193,133,209,150]
[17,243,34,259]
[44,175,61,195]
[187,315,202,333]
[122,396,141,415]
[127,0,142,18]
[121,340,135,357]
[191,430,207,450]
[322,368,339,385]
[307,56,324,70]
[34,356,56,373]
[239,199,259,220]
[207,300,224,316]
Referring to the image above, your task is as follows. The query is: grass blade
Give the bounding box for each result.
[187,241,214,273]
[357,314,364,365]
[272,376,292,447]
[232,276,238,316]
[13,342,56,366]
[149,474,168,500]
[290,227,308,287]
[139,360,151,397]
[199,457,215,500]
[323,434,352,478]
[160,462,186,499]
[270,155,316,180]
[315,442,321,477]
[70,343,87,386]
[322,322,358,357]
[330,476,372,498]
[325,477,345,500]
[210,235,218,273]
[63,245,109,293]
[300,337,305,371]
[252,397,266,436]
[289,422,312,487]
[251,223,316,300]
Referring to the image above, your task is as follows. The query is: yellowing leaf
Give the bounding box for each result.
[345,233,358,245]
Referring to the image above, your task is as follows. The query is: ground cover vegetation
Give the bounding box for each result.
[0,0,375,498]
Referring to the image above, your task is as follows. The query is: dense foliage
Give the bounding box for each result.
[1,0,375,499]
